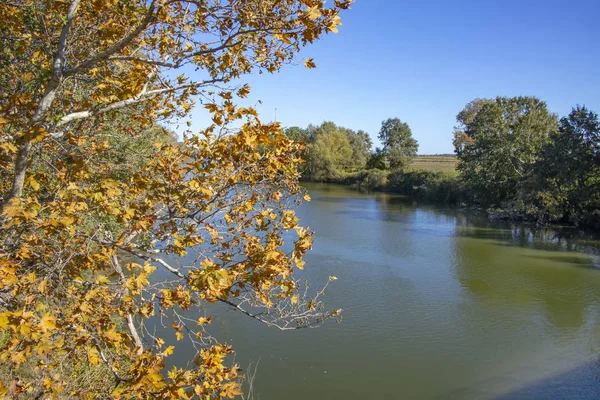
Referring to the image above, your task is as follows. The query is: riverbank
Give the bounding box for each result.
[302,169,600,230]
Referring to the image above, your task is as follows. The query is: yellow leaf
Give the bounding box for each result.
[40,312,57,332]
[328,15,342,33]
[88,346,101,365]
[38,279,49,293]
[307,6,322,19]
[304,58,316,69]
[11,351,27,365]
[1,198,22,218]
[27,176,40,191]
[222,382,244,398]
[0,312,9,329]
[95,275,110,285]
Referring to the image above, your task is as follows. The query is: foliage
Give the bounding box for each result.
[452,98,494,155]
[0,0,350,398]
[387,170,466,204]
[283,126,311,144]
[286,122,372,181]
[534,106,600,226]
[345,129,373,170]
[455,96,558,206]
[356,169,389,191]
[306,125,353,180]
[370,118,418,170]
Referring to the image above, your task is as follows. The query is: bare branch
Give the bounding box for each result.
[110,255,144,355]
[107,56,178,68]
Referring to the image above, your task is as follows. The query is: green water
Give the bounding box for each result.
[171,183,600,399]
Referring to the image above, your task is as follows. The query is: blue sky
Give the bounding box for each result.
[188,0,600,154]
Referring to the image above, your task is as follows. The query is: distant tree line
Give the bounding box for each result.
[284,117,419,181]
[286,96,600,229]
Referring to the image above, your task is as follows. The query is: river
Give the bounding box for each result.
[168,182,600,399]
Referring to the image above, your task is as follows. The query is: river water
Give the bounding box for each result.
[170,183,600,399]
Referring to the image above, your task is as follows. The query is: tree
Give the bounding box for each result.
[344,129,373,170]
[373,118,418,170]
[0,1,349,397]
[307,125,354,181]
[297,122,370,180]
[535,106,600,225]
[284,126,310,143]
[455,96,558,206]
[452,98,494,155]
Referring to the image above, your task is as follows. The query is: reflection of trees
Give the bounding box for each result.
[453,218,600,330]
[456,218,600,255]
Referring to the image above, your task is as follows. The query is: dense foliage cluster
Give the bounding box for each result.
[455,97,600,227]
[0,0,350,398]
[285,118,418,184]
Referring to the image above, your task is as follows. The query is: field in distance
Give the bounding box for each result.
[409,155,457,173]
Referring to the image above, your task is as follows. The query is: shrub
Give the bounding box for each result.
[357,169,389,191]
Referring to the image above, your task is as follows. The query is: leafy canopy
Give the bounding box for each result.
[455,96,558,206]
[370,118,418,170]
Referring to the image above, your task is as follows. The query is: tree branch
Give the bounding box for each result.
[66,0,159,76]
[7,0,81,200]
[110,254,144,355]
[53,79,221,131]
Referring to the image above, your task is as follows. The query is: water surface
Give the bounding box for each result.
[173,183,600,399]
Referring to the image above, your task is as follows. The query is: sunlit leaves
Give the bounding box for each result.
[304,58,317,69]
[0,0,348,397]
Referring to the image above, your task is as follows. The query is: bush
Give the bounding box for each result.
[387,170,467,204]
[356,169,389,191]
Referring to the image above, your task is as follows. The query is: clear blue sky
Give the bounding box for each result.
[189,0,600,154]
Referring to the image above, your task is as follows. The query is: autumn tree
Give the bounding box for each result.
[455,96,558,206]
[0,0,350,398]
[370,118,418,170]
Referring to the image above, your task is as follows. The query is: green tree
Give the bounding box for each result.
[300,122,371,180]
[452,98,494,155]
[535,106,600,225]
[345,129,373,170]
[455,96,558,206]
[307,126,354,181]
[284,126,310,143]
[373,118,418,170]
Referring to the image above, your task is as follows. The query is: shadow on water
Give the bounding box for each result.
[524,254,599,269]
[494,358,600,400]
